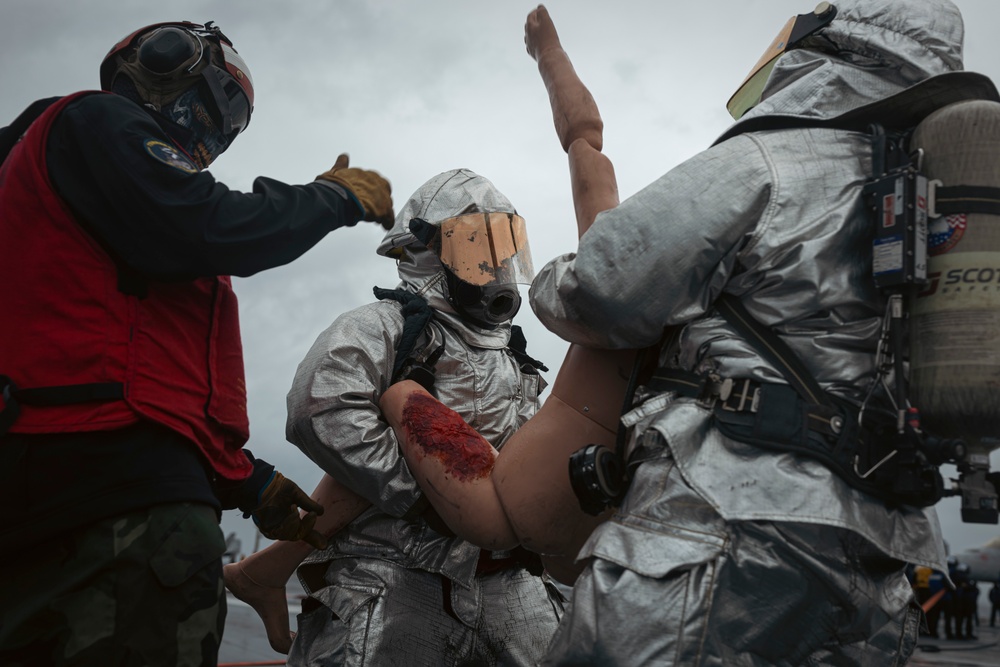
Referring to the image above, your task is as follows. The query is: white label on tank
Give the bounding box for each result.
[913,252,1000,367]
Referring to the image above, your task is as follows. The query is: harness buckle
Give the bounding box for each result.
[697,375,733,409]
[720,378,760,413]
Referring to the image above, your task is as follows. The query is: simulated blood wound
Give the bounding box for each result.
[401,392,494,481]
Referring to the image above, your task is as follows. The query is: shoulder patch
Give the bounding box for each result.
[144,139,198,174]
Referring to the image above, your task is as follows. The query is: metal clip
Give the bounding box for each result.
[716,377,734,402]
[830,415,844,435]
[927,178,943,218]
[853,450,898,479]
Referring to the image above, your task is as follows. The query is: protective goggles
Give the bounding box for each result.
[428,212,534,287]
[726,2,837,119]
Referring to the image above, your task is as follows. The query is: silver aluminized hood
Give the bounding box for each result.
[376,169,522,349]
[720,0,966,143]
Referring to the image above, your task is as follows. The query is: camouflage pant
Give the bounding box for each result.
[0,502,227,667]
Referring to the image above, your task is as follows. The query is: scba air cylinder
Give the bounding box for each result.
[910,100,1000,455]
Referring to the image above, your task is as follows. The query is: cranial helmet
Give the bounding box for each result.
[100,21,253,166]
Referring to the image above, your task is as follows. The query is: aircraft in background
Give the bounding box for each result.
[951,536,1000,582]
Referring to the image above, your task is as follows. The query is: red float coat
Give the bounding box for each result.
[0,92,251,481]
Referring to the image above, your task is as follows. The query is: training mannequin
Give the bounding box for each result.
[223,5,633,653]
[381,5,635,569]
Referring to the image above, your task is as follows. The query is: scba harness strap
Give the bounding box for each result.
[371,285,547,392]
[648,370,901,502]
[648,295,945,508]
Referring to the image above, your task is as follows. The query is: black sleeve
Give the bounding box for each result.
[46,93,363,280]
[213,449,276,513]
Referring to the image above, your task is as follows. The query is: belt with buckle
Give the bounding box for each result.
[647,368,845,439]
[648,368,760,411]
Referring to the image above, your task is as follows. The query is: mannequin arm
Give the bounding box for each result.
[380,380,519,551]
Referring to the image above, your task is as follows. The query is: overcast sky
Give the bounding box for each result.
[4,0,1000,557]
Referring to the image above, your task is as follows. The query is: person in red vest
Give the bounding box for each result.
[0,20,394,666]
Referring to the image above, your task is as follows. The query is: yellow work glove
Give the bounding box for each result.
[252,472,328,550]
[317,153,395,230]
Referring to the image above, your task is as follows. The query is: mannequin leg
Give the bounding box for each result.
[525,5,604,153]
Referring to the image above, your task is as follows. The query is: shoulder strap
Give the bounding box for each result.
[373,286,437,380]
[507,325,548,373]
[715,293,833,408]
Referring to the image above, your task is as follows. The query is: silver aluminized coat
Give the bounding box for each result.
[531,1,966,664]
[286,170,559,664]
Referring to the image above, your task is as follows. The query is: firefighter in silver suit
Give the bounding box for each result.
[285,169,562,665]
[529,1,975,664]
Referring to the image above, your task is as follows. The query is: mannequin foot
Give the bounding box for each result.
[525,5,563,62]
[223,561,295,654]
[525,5,604,152]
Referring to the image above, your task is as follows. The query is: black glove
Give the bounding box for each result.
[251,472,327,550]
[394,344,444,394]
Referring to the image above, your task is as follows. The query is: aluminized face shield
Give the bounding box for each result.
[430,212,534,287]
[727,2,838,119]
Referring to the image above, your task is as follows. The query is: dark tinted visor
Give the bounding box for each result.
[202,66,251,142]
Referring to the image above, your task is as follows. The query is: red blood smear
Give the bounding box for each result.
[401,392,494,481]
